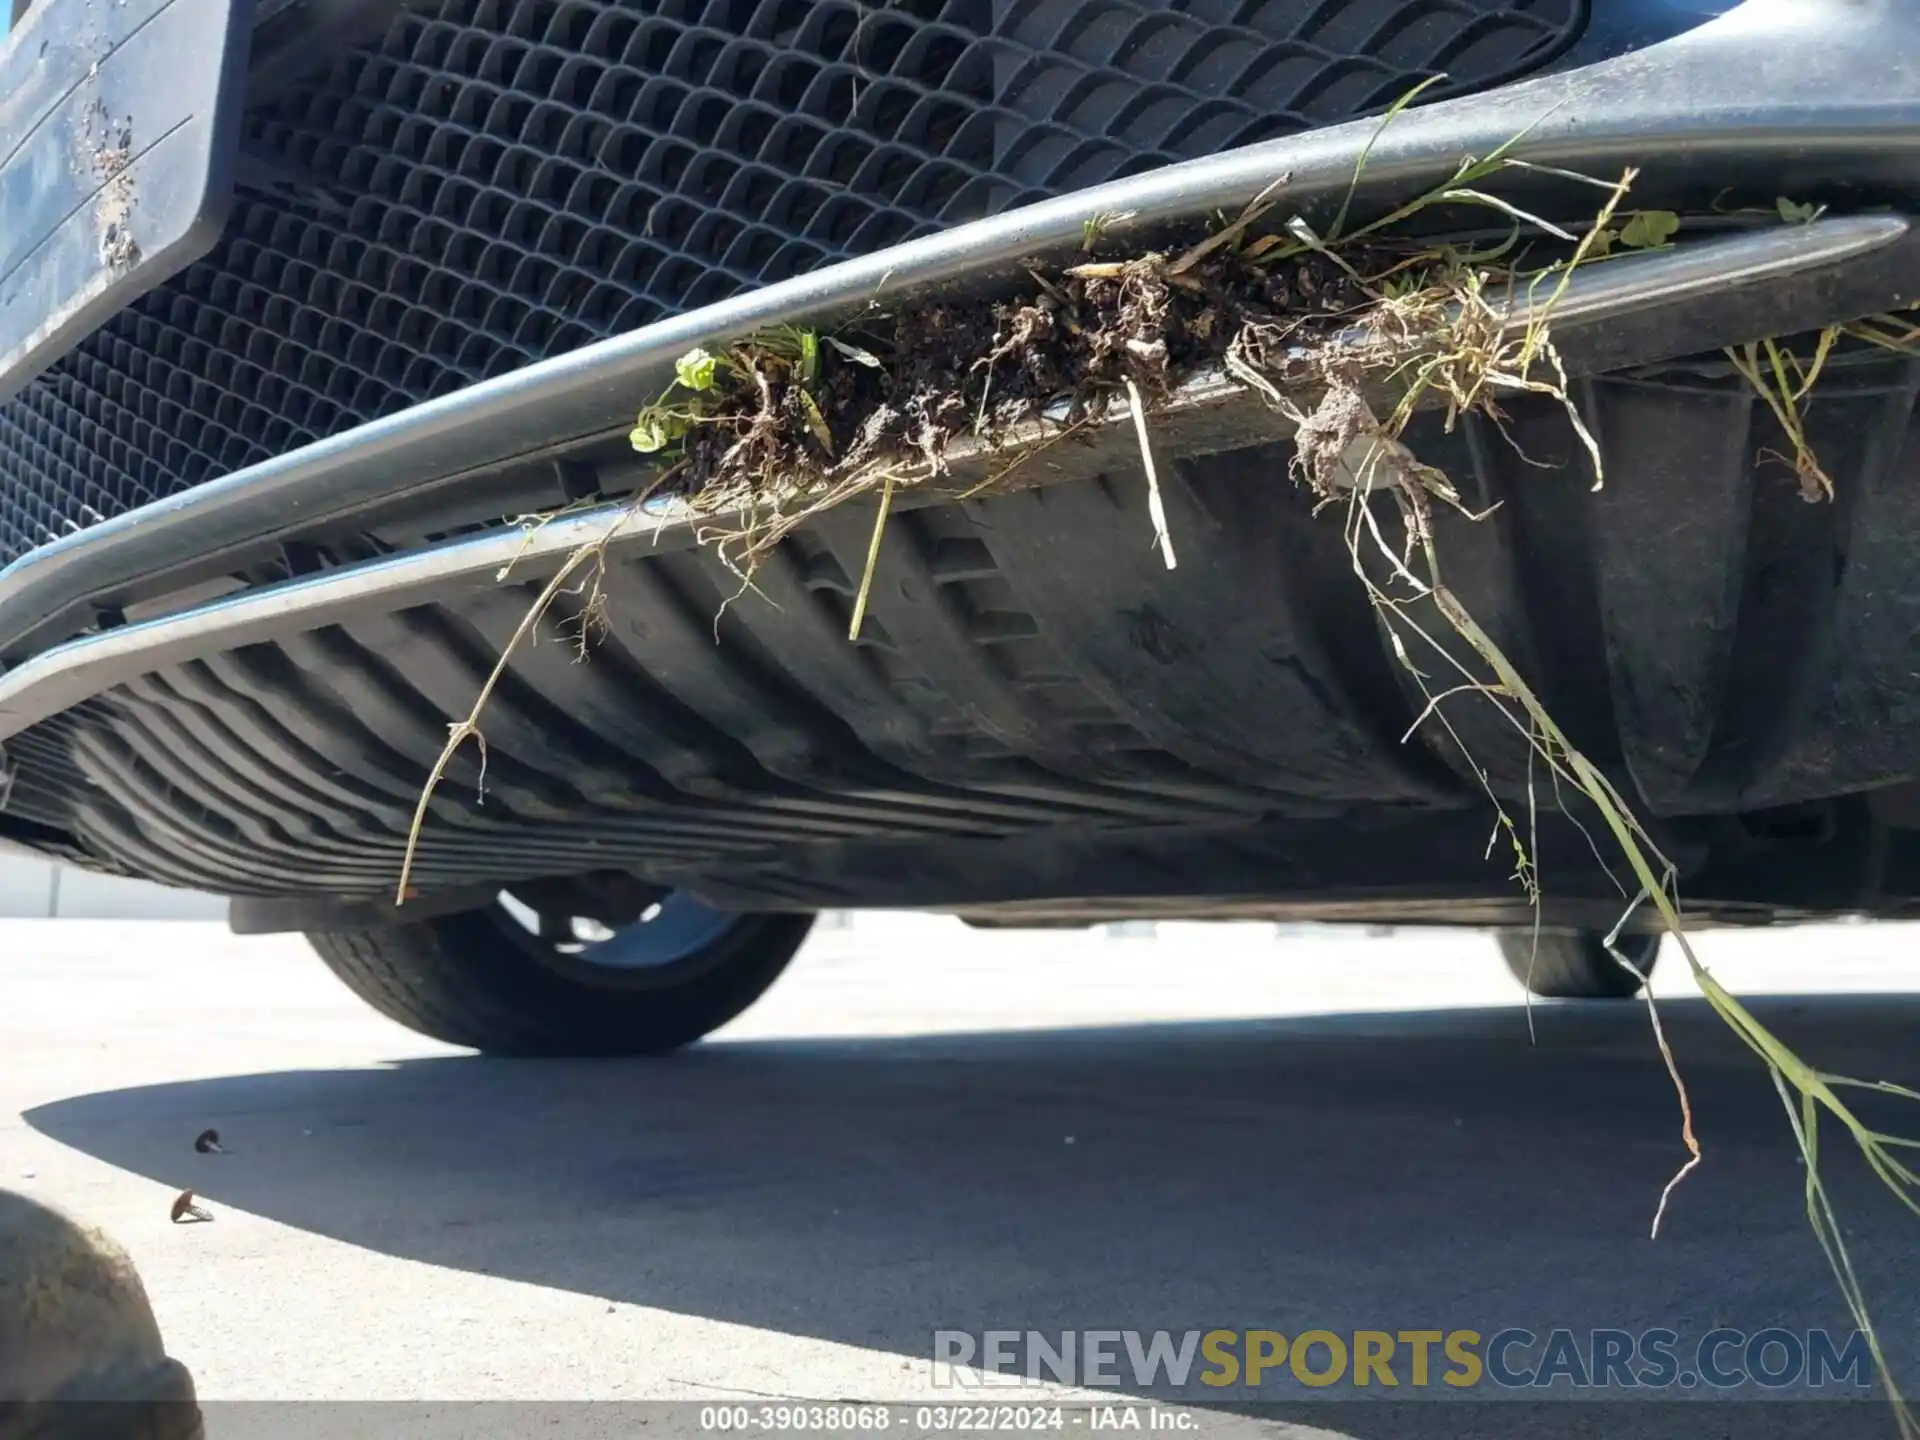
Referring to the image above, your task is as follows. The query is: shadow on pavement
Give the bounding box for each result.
[22,993,1920,1428]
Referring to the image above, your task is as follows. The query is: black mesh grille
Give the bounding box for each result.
[0,0,1584,565]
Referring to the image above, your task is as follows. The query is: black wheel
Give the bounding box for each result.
[306,883,813,1055]
[1497,929,1660,999]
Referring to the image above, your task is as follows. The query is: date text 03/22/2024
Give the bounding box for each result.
[699,1406,1192,1432]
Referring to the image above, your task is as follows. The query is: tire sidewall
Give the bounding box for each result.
[308,907,815,1055]
[478,901,801,993]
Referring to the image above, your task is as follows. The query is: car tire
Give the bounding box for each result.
[1496,929,1660,999]
[306,896,813,1056]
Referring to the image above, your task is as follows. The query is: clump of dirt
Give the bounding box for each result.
[642,234,1409,543]
[84,100,141,273]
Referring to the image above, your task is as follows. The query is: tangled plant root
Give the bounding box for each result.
[1728,331,1838,502]
[1725,314,1920,506]
[1307,360,1919,1432]
[394,136,1920,1425]
[394,526,624,901]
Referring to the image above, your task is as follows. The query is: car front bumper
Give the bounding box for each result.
[4,0,1920,921]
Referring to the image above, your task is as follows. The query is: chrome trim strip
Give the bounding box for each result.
[1536,214,1909,326]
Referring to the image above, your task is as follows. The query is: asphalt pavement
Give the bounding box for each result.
[2,915,1917,1439]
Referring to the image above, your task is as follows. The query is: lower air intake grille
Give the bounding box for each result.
[0,0,1584,565]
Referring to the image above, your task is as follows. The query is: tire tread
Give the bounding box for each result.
[1497,930,1658,999]
[307,909,811,1054]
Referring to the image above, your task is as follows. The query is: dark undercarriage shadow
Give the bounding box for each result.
[24,994,1920,1437]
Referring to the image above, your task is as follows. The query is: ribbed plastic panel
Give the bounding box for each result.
[0,0,1584,565]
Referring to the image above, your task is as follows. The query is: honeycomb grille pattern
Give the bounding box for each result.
[0,0,1583,564]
